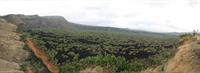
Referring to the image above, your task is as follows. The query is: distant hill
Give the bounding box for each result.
[1,14,180,39]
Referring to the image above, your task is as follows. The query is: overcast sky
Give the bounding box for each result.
[0,0,200,32]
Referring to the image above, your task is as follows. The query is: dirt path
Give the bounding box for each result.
[26,39,59,73]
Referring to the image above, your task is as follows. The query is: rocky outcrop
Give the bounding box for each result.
[0,18,29,72]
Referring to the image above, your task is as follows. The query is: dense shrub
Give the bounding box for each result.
[22,29,178,72]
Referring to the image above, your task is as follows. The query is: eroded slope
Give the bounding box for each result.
[0,18,29,72]
[146,35,200,73]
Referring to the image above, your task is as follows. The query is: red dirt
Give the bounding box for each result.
[26,39,59,73]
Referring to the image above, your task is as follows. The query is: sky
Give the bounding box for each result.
[0,0,200,32]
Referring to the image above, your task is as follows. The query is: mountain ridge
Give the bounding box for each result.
[0,14,180,39]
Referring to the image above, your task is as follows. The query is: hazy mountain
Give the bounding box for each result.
[1,14,180,39]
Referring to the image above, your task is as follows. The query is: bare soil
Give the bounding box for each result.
[26,39,59,73]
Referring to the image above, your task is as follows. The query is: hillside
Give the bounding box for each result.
[145,35,200,73]
[0,17,29,72]
[0,14,180,73]
[165,35,200,73]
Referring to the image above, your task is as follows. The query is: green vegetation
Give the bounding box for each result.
[61,55,128,73]
[21,28,178,73]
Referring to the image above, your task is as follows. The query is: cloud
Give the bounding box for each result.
[187,0,200,7]
[0,0,200,32]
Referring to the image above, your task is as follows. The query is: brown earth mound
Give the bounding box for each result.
[145,36,200,73]
[164,36,200,73]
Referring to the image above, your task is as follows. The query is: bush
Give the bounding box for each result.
[61,55,129,73]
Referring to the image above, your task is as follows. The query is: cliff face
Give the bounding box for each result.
[0,18,29,72]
